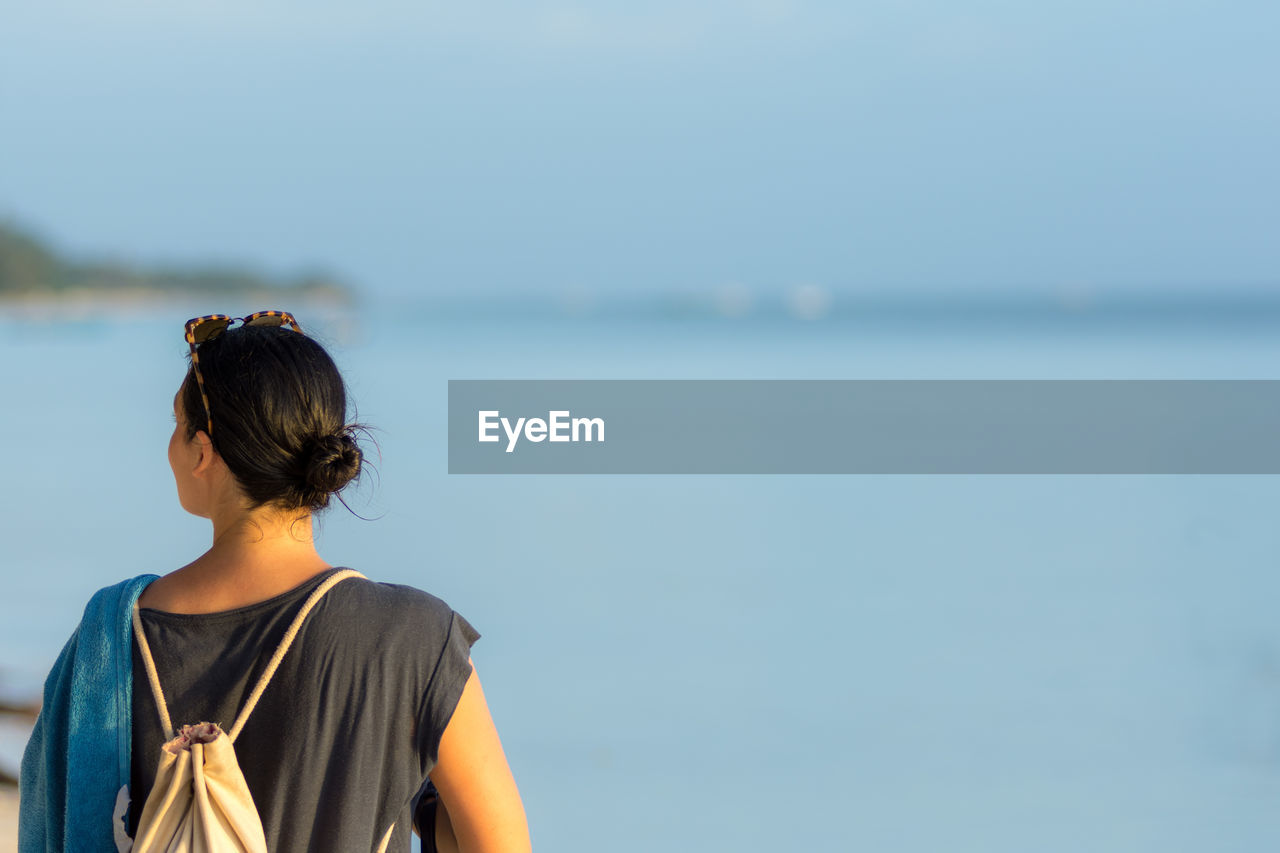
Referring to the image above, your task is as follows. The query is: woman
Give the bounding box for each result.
[20,312,531,853]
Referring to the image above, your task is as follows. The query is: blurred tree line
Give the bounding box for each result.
[0,220,352,301]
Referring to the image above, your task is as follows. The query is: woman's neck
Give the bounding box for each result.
[139,508,334,615]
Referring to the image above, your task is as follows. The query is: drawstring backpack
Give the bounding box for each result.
[129,570,391,853]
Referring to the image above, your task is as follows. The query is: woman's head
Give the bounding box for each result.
[173,322,364,515]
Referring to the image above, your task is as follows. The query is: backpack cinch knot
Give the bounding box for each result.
[164,722,224,755]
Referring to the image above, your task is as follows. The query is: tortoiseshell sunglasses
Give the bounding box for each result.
[184,310,303,438]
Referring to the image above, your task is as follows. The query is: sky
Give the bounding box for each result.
[1,1,1277,299]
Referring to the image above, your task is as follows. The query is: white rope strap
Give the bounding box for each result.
[228,569,364,742]
[131,568,365,742]
[132,602,174,736]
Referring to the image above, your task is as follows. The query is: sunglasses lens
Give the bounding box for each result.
[244,315,287,328]
[191,318,231,343]
[245,312,301,334]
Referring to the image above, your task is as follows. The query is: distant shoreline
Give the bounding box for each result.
[0,286,355,321]
[6,282,1280,329]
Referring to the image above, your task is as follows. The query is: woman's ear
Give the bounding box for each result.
[191,431,220,478]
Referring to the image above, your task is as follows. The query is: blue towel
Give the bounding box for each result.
[19,574,159,853]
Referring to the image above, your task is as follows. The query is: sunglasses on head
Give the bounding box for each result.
[184,310,303,438]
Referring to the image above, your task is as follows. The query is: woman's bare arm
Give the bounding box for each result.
[429,662,531,853]
[433,795,459,853]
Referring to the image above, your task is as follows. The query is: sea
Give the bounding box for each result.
[1,290,1279,852]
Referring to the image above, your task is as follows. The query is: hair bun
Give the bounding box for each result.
[303,430,362,493]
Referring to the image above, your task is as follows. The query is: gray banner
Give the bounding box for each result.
[447,380,1280,474]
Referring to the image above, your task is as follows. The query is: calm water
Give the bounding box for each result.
[2,300,1280,851]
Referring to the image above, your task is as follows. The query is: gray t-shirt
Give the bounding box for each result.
[128,568,479,852]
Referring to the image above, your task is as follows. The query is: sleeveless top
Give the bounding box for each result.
[127,568,480,852]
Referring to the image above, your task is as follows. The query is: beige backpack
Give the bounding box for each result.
[129,570,389,853]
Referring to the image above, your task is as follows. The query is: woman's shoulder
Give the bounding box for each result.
[80,573,161,624]
[328,569,454,611]
[320,569,470,640]
[89,573,162,601]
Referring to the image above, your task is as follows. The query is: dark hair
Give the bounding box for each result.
[179,323,368,513]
